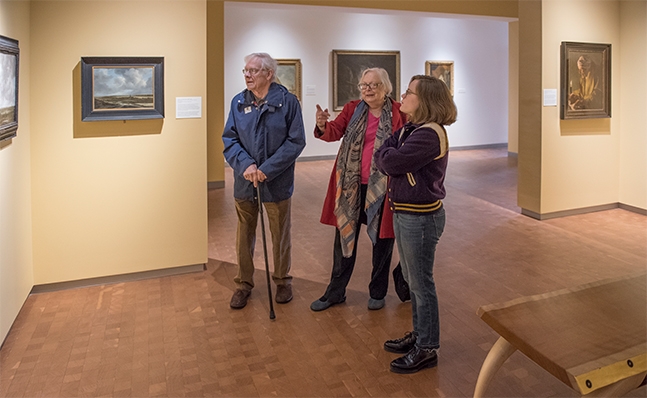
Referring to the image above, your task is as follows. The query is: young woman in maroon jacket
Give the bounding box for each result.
[374,75,457,373]
[311,68,407,312]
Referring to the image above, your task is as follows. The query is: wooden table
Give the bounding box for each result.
[474,273,647,397]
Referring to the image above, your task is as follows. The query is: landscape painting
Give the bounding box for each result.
[0,35,19,142]
[276,59,302,102]
[81,57,164,122]
[93,66,154,110]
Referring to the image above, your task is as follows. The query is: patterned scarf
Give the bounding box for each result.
[334,99,393,257]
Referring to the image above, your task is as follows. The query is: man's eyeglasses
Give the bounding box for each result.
[403,89,418,97]
[357,82,382,91]
[242,68,265,76]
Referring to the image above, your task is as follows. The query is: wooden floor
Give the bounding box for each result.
[1,147,645,397]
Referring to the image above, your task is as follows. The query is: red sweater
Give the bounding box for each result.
[314,99,407,238]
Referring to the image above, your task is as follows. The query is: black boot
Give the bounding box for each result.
[384,331,417,354]
[390,346,438,374]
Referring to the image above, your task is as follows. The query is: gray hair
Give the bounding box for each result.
[244,52,278,82]
[359,68,393,97]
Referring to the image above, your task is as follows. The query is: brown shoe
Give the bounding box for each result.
[230,289,251,309]
[275,284,293,304]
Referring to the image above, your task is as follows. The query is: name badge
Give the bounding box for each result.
[244,106,252,114]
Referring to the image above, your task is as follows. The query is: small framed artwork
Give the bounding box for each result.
[81,56,164,122]
[276,59,302,102]
[560,42,611,120]
[0,35,19,142]
[332,50,400,111]
[425,61,454,96]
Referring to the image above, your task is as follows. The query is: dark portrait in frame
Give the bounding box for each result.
[332,50,400,112]
[560,42,611,120]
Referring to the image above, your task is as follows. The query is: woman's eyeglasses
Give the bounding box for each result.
[357,82,382,91]
[402,89,418,97]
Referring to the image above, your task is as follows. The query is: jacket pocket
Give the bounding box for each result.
[406,173,416,187]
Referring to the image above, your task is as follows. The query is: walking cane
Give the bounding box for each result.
[256,184,276,320]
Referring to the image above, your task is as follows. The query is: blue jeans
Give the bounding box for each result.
[393,208,445,349]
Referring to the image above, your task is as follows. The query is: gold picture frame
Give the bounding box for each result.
[276,59,302,102]
[425,61,454,96]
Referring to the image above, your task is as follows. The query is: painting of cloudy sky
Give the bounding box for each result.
[0,52,17,125]
[93,66,154,110]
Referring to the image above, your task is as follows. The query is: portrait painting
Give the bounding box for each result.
[0,35,19,142]
[425,61,454,96]
[560,42,611,119]
[81,57,164,122]
[332,50,400,111]
[276,59,302,102]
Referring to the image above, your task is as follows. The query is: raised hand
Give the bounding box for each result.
[315,104,330,130]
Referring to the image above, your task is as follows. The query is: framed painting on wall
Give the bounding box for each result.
[560,42,611,120]
[276,59,302,102]
[332,50,400,111]
[425,60,454,96]
[81,56,164,122]
[0,35,19,142]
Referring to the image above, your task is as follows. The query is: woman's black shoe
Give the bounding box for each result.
[384,332,417,353]
[390,346,438,374]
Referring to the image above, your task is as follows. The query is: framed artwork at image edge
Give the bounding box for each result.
[560,41,611,120]
[425,60,454,96]
[81,56,164,122]
[332,50,400,112]
[0,34,19,142]
[276,59,302,102]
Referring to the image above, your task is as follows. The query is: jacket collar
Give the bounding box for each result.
[241,82,285,107]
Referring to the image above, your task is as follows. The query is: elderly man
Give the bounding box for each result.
[568,55,601,110]
[222,52,306,309]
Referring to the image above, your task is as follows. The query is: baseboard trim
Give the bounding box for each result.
[450,143,508,151]
[208,181,225,190]
[619,203,647,216]
[522,202,646,220]
[31,263,206,294]
[296,155,337,162]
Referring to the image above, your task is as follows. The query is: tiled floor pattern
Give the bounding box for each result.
[1,147,646,397]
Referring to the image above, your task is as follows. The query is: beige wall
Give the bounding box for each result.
[0,0,34,344]
[508,21,519,154]
[619,0,647,210]
[541,0,621,213]
[29,0,208,284]
[519,0,646,216]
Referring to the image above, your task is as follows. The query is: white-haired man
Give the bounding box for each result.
[223,53,306,309]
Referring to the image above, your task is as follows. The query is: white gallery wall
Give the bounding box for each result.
[224,2,512,158]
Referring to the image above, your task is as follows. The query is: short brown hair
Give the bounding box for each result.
[408,75,457,126]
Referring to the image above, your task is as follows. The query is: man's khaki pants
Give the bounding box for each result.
[234,197,292,291]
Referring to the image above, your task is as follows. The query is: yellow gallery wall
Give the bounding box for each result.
[540,0,646,214]
[541,0,621,213]
[30,1,208,284]
[0,0,34,343]
[618,0,647,210]
[518,0,646,216]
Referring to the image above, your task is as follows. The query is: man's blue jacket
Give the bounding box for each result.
[223,82,306,202]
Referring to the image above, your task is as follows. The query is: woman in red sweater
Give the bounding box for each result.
[311,68,406,312]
